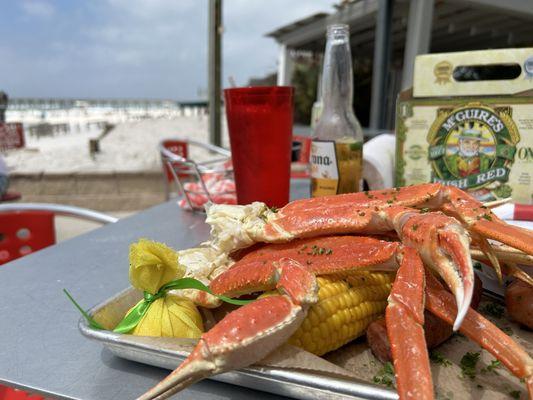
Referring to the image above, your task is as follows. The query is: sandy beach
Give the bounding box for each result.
[4,108,230,174]
[2,107,235,211]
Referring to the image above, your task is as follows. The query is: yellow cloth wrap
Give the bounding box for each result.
[129,294,204,338]
[129,239,184,295]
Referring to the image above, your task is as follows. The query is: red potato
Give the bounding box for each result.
[367,313,453,363]
[505,279,533,329]
[366,317,391,363]
[367,274,483,362]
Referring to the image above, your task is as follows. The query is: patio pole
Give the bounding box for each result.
[277,44,293,86]
[401,0,434,90]
[369,0,393,130]
[208,0,222,146]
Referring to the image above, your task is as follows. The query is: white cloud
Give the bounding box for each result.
[4,0,334,99]
[223,0,333,86]
[21,0,55,18]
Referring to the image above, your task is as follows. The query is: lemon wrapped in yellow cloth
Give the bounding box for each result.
[123,239,204,338]
[127,295,204,338]
[129,238,183,295]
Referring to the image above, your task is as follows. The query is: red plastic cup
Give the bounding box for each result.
[224,86,293,208]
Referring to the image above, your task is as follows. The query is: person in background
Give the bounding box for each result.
[0,155,9,197]
[0,91,8,123]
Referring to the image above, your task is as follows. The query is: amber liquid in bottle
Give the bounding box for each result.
[310,24,363,197]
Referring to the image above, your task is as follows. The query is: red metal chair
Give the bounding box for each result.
[0,203,117,266]
[0,211,55,264]
[0,204,117,399]
[0,386,44,400]
[159,138,231,201]
[291,135,312,179]
[160,139,189,200]
[0,191,22,202]
[161,139,189,182]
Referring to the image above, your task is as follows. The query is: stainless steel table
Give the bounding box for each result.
[0,180,310,400]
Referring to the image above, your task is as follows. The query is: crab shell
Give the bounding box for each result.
[139,183,533,400]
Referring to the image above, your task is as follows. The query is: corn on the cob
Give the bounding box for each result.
[288,272,393,356]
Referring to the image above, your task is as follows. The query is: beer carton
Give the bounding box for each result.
[395,48,533,204]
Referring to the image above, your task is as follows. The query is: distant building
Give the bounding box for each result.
[266,0,533,130]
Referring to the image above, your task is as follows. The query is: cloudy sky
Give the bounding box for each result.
[1,0,333,100]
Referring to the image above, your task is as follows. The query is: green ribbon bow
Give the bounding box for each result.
[64,277,253,334]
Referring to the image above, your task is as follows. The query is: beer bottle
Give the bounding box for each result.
[310,24,363,197]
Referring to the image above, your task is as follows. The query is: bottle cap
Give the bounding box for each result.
[327,24,349,38]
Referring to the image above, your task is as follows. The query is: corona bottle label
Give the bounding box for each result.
[311,139,362,197]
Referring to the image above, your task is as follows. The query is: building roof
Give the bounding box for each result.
[265,12,329,40]
[266,0,533,57]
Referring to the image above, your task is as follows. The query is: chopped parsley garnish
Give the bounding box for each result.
[482,214,493,221]
[307,245,332,256]
[297,244,308,254]
[460,352,480,380]
[481,359,501,374]
[372,362,395,387]
[412,224,419,231]
[430,351,451,367]
[419,207,430,213]
[259,210,269,221]
[363,191,375,199]
[500,325,513,335]
[473,262,483,270]
[481,302,505,319]
[386,199,393,204]
[269,206,279,213]
[509,390,521,399]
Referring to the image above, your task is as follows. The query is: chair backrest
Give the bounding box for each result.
[0,385,44,400]
[0,211,55,265]
[161,139,189,183]
[291,135,312,178]
[0,191,22,202]
[292,135,312,163]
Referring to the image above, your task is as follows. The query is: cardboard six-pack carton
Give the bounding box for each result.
[395,48,533,204]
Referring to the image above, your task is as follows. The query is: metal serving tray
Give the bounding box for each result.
[79,286,397,400]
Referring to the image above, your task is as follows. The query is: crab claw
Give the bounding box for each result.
[425,270,533,395]
[386,247,433,400]
[390,208,473,331]
[137,295,305,400]
[137,259,317,400]
[437,227,474,330]
[442,186,533,256]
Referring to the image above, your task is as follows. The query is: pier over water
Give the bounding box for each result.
[7,97,207,113]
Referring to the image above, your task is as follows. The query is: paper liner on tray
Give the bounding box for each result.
[91,288,532,399]
[256,343,359,381]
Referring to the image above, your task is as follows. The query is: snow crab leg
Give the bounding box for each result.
[386,248,533,400]
[386,247,432,400]
[424,270,533,397]
[210,203,474,329]
[207,183,533,328]
[138,236,405,400]
[137,235,533,400]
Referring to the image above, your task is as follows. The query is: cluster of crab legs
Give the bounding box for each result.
[139,183,533,400]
